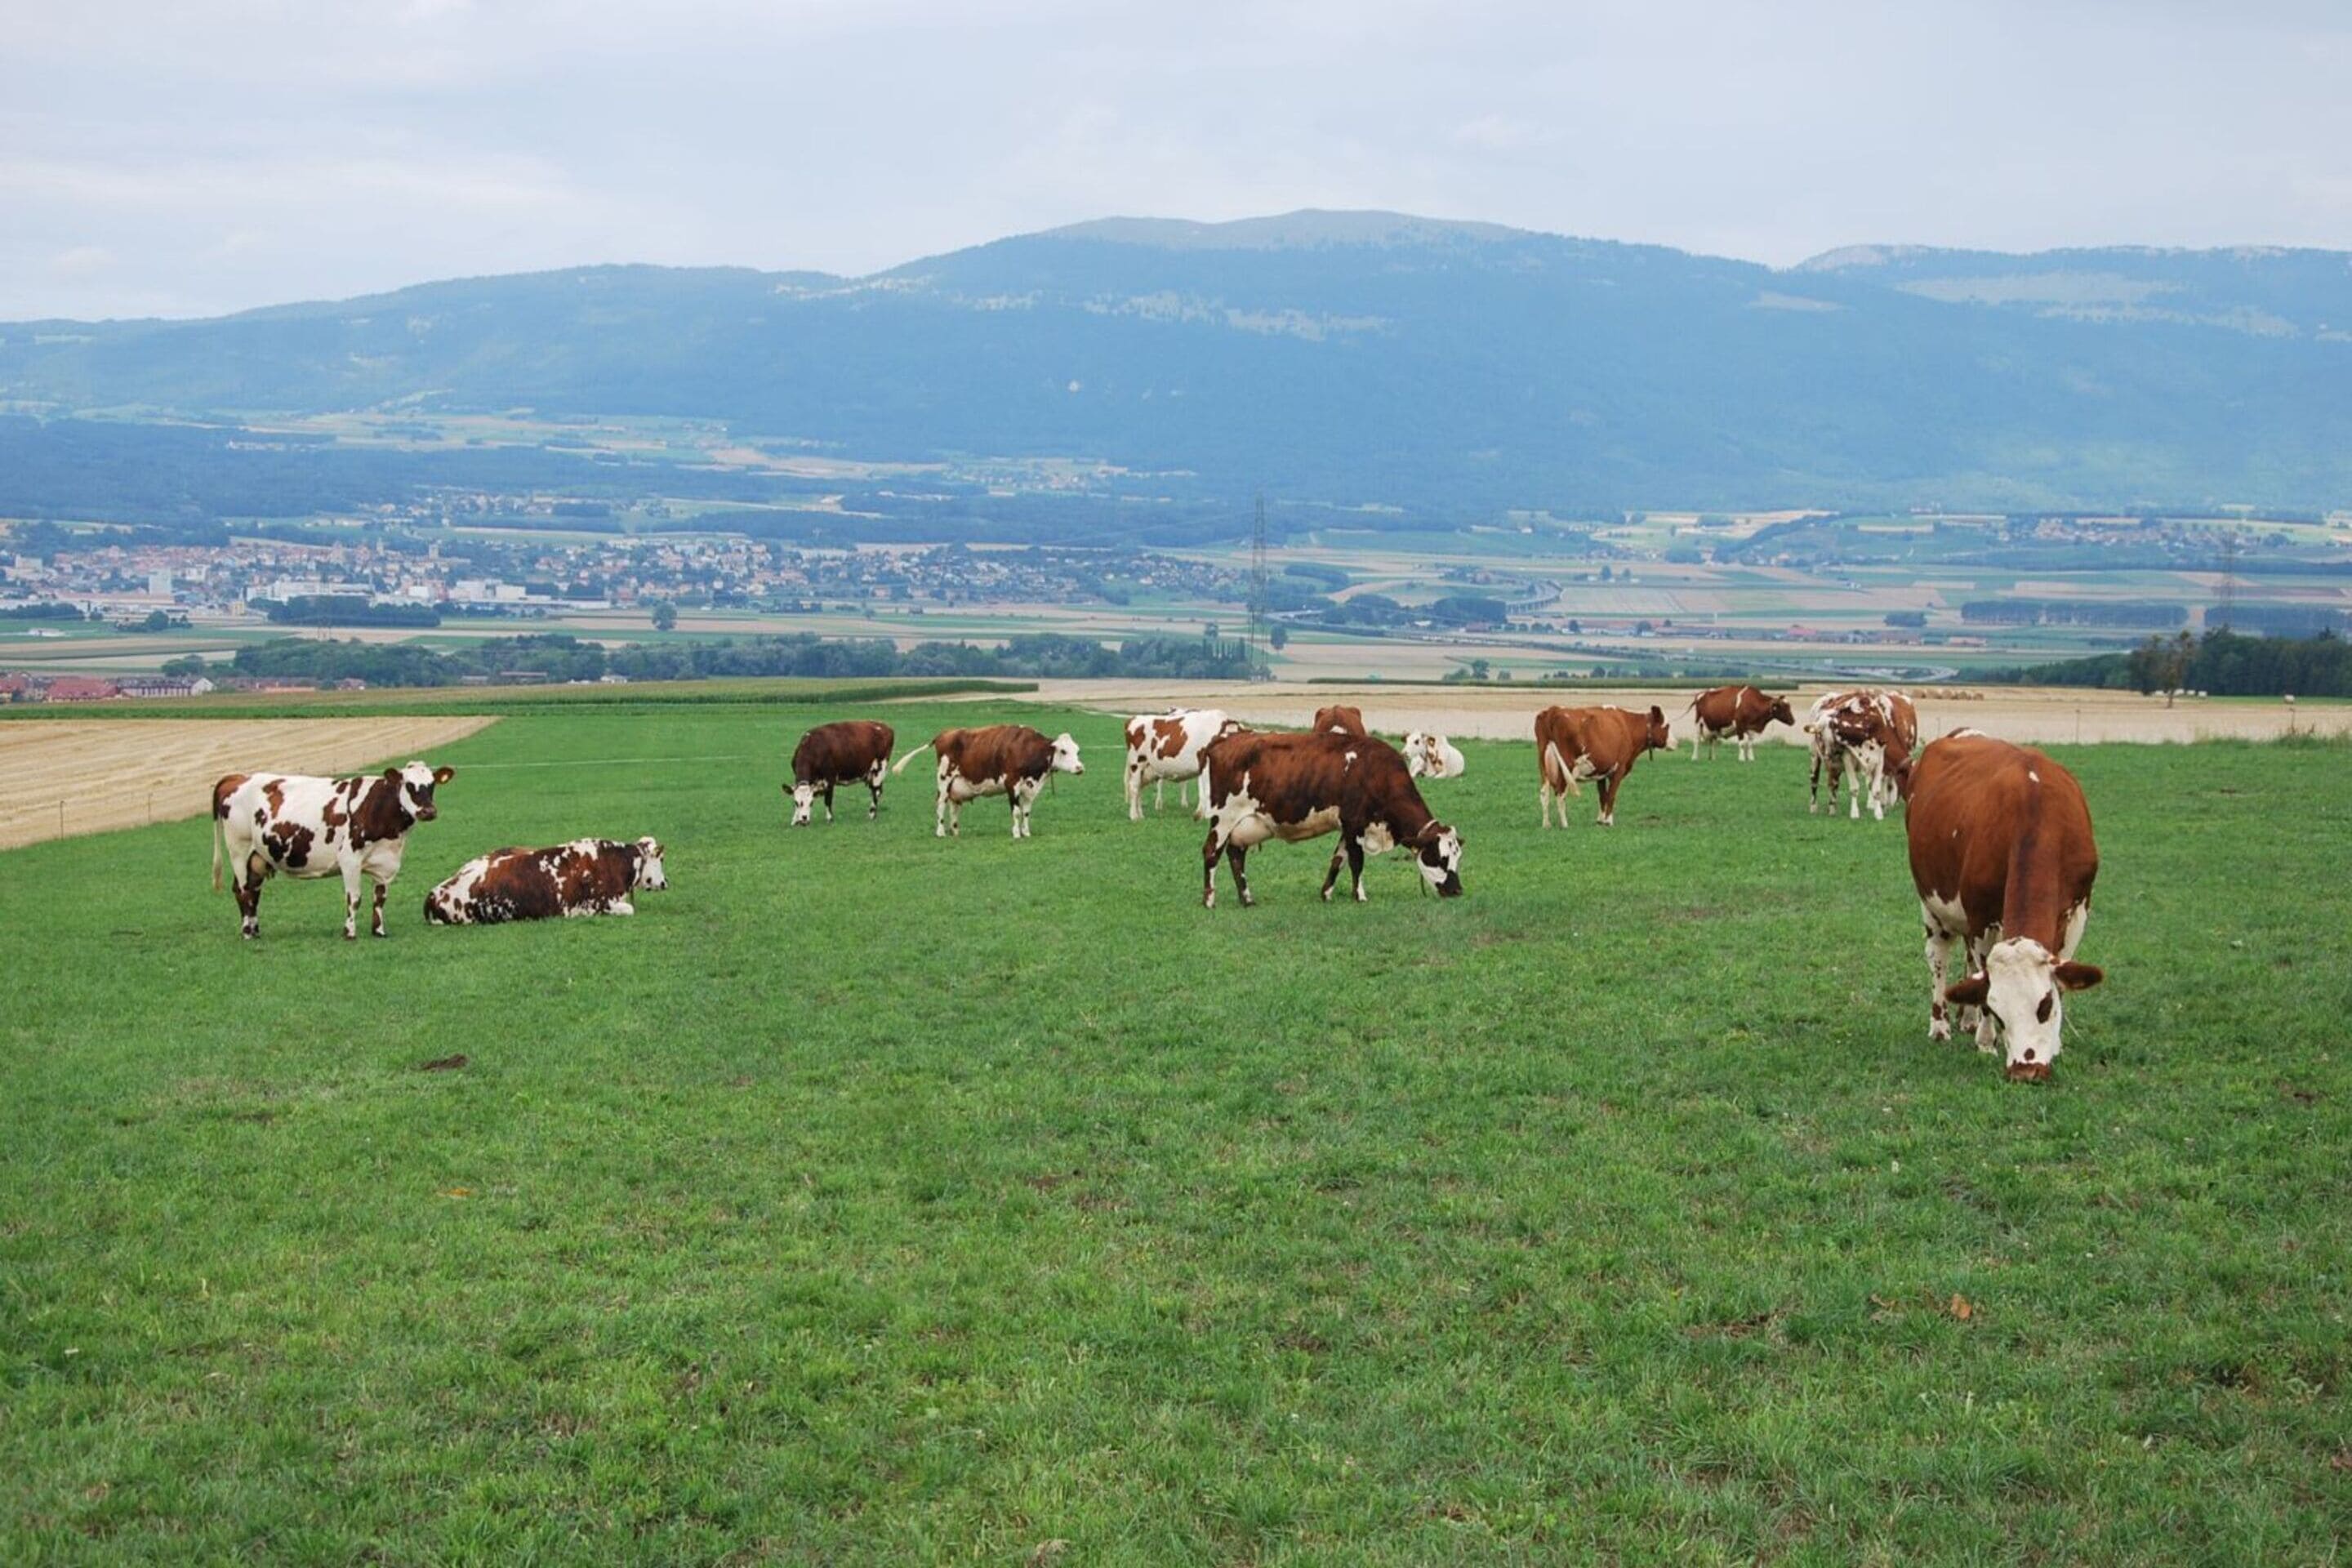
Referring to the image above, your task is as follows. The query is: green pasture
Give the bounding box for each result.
[2,706,2347,1562]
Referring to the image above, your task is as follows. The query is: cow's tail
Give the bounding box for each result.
[891,742,933,777]
[1543,741,1581,797]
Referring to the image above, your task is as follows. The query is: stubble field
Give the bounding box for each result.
[2,700,2347,1563]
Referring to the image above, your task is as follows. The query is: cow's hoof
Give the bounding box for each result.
[1928,1021,1951,1042]
[343,932,358,942]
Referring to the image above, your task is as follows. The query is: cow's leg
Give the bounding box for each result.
[341,863,363,941]
[935,783,950,838]
[1178,778,1192,810]
[1321,844,1344,902]
[1964,935,1994,1050]
[371,877,390,938]
[1201,827,1223,907]
[1597,773,1619,826]
[1126,761,1144,822]
[235,860,265,939]
[822,783,835,824]
[1227,844,1253,907]
[1347,837,1369,902]
[1539,782,1552,828]
[867,777,883,820]
[1154,776,1166,814]
[1924,916,1958,1040]
[1808,749,1822,814]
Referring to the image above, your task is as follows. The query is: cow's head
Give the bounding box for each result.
[1411,822,1464,898]
[1944,937,2103,1081]
[1644,706,1673,753]
[1768,697,1797,728]
[389,761,453,821]
[1882,736,1917,800]
[1049,733,1085,775]
[634,836,669,891]
[786,779,816,827]
[1404,732,1433,777]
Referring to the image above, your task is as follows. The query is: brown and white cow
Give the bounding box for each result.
[1401,732,1468,779]
[1312,704,1369,738]
[1198,729,1462,907]
[1806,690,1918,819]
[1686,685,1796,763]
[893,724,1084,838]
[1905,732,2100,1080]
[1535,705,1673,827]
[1122,708,1241,820]
[425,837,668,924]
[211,761,454,939]
[786,719,896,826]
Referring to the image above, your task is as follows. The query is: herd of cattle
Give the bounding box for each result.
[206,683,2099,1080]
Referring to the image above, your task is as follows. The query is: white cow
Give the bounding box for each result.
[212,761,453,939]
[1122,708,1241,821]
[1401,732,1467,780]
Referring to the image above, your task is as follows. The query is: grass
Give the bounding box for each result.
[3,708,2348,1562]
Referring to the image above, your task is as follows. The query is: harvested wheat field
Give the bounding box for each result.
[0,717,496,850]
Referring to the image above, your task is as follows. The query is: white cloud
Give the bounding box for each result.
[1,0,2347,316]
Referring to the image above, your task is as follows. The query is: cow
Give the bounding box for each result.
[785,719,896,826]
[892,724,1084,838]
[1122,708,1241,821]
[425,838,669,924]
[1534,705,1672,827]
[1198,729,1462,908]
[1401,732,1468,780]
[1904,732,2100,1081]
[1686,685,1796,762]
[1312,704,1369,738]
[211,761,454,940]
[1806,690,1919,819]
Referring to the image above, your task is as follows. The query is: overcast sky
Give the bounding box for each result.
[5,0,2349,319]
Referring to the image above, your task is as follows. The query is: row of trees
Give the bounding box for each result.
[177,631,1257,688]
[1998,630,2350,700]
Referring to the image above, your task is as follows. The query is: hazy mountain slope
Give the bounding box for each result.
[2,213,2346,511]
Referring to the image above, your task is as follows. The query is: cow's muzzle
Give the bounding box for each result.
[1437,875,1463,899]
[2004,1060,2052,1084]
[415,804,438,821]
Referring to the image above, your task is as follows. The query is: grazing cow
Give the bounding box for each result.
[425,837,669,924]
[1122,708,1241,820]
[1198,729,1462,907]
[1312,704,1369,737]
[211,761,454,940]
[1686,685,1796,762]
[1534,705,1673,827]
[786,720,896,826]
[893,724,1084,838]
[1401,731,1468,779]
[1905,733,2100,1080]
[1806,690,1918,819]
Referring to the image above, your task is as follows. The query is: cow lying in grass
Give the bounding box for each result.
[425,838,669,924]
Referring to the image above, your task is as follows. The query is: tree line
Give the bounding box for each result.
[1995,629,2350,698]
[171,631,1257,688]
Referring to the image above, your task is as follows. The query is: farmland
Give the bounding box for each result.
[2,702,2348,1562]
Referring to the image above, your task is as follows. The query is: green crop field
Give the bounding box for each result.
[4,706,2348,1563]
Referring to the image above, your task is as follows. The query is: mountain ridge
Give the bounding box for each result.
[2,211,2347,514]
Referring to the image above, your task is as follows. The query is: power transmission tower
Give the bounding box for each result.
[2214,528,2238,632]
[1249,494,1272,679]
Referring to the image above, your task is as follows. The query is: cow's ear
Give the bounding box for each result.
[2054,961,2104,991]
[1648,706,1664,722]
[383,767,402,783]
[433,766,456,785]
[1944,974,1990,1007]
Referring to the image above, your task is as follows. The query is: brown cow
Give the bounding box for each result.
[1312,704,1369,737]
[425,838,669,924]
[786,719,896,826]
[1905,732,2101,1080]
[1686,685,1795,762]
[1198,729,1462,907]
[893,724,1084,838]
[1535,705,1673,826]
